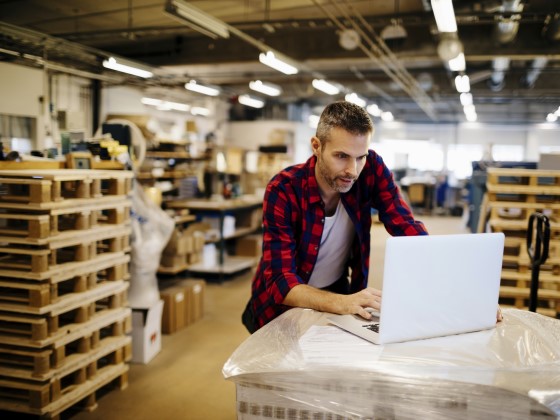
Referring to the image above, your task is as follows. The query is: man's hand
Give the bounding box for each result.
[340,287,382,320]
[283,285,382,319]
[497,305,503,322]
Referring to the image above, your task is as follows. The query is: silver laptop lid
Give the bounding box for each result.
[378,232,504,344]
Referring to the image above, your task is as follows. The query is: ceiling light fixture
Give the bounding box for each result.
[464,104,477,122]
[185,80,220,96]
[546,113,557,122]
[366,104,382,117]
[459,92,473,106]
[259,51,298,75]
[312,79,340,95]
[142,97,190,112]
[431,0,458,33]
[345,93,366,107]
[448,52,466,72]
[238,94,265,108]
[381,111,394,122]
[249,80,282,96]
[164,0,230,39]
[102,57,153,78]
[454,75,470,93]
[465,112,478,122]
[191,106,210,116]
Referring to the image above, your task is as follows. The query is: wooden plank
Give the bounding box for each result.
[0,334,131,381]
[0,342,130,414]
[0,283,129,347]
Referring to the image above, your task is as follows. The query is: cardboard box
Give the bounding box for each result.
[160,287,187,334]
[235,234,263,257]
[131,299,163,364]
[173,279,206,324]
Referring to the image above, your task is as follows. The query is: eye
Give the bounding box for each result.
[336,153,348,159]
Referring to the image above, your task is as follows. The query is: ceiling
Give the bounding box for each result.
[0,0,559,124]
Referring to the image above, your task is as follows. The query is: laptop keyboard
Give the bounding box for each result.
[362,323,379,333]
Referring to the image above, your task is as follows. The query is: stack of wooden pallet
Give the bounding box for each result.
[486,168,560,317]
[0,169,133,418]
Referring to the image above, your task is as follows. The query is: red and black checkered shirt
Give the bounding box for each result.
[249,150,428,330]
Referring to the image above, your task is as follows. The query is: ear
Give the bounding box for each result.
[311,136,321,156]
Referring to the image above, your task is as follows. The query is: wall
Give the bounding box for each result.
[101,86,225,143]
[0,62,94,150]
[225,120,314,164]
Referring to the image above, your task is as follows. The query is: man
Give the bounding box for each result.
[242,101,428,333]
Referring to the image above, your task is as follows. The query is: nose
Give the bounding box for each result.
[345,159,358,178]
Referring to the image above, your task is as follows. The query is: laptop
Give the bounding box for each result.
[328,232,505,345]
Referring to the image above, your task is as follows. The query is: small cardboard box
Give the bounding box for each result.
[160,287,187,334]
[236,234,263,257]
[130,300,164,364]
[184,279,206,323]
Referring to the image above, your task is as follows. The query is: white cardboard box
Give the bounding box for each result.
[130,299,164,364]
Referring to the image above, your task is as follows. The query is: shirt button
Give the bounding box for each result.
[314,246,318,251]
[321,218,325,223]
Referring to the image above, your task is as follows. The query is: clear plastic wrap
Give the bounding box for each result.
[223,308,560,419]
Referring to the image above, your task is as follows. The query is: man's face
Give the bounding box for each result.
[313,127,370,194]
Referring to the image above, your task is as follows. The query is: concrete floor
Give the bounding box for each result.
[64,215,467,420]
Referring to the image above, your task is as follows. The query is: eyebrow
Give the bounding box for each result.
[332,150,368,158]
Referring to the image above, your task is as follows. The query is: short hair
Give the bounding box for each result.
[315,101,373,145]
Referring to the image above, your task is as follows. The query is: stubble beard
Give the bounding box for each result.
[317,153,354,194]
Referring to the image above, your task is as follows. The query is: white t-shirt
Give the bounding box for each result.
[308,200,355,289]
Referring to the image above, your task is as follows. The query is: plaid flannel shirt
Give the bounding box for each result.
[248,150,428,330]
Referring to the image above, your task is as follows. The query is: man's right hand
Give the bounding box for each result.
[341,287,382,320]
[283,284,382,320]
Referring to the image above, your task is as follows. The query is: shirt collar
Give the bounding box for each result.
[306,155,323,205]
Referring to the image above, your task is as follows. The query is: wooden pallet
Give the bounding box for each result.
[487,201,560,223]
[0,339,130,414]
[0,170,133,210]
[490,219,560,240]
[0,314,131,381]
[502,237,560,265]
[0,254,130,314]
[486,168,560,204]
[0,199,130,244]
[0,282,129,347]
[0,225,130,277]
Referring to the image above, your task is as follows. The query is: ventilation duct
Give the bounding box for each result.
[488,57,510,92]
[494,0,524,44]
[521,57,548,88]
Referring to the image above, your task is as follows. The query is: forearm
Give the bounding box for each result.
[283,284,348,314]
[283,284,382,319]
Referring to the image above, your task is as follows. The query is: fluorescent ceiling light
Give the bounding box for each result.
[259,51,298,75]
[454,75,470,93]
[463,104,476,115]
[465,112,477,122]
[431,0,458,33]
[345,93,366,107]
[381,111,394,122]
[366,104,382,117]
[459,92,473,106]
[312,79,340,95]
[191,106,210,116]
[165,0,229,39]
[249,80,282,96]
[142,97,190,112]
[141,97,163,106]
[546,113,558,122]
[238,94,265,108]
[555,106,560,116]
[448,52,466,72]
[185,80,220,96]
[102,57,153,78]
